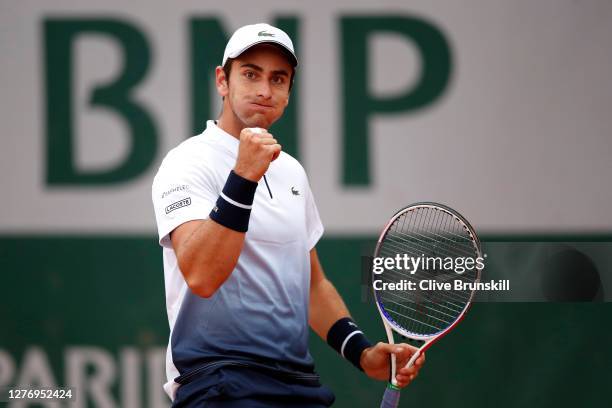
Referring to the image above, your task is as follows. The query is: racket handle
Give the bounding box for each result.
[380,384,401,408]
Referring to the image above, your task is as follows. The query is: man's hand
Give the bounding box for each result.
[234,127,282,182]
[360,342,425,388]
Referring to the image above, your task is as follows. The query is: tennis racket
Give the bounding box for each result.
[373,203,482,408]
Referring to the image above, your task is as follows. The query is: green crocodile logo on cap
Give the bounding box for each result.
[258,31,275,37]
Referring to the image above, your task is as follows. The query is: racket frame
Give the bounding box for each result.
[372,202,482,386]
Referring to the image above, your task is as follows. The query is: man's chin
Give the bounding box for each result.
[243,115,273,130]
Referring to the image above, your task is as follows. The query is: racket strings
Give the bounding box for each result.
[378,271,468,310]
[384,230,477,261]
[388,208,478,259]
[394,207,478,272]
[380,290,458,325]
[380,235,477,280]
[380,216,477,269]
[375,206,480,337]
[377,273,466,333]
[383,209,478,287]
[376,248,471,306]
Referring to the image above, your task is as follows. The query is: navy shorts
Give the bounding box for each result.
[172,361,335,408]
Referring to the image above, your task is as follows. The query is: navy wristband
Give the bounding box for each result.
[327,317,373,371]
[209,170,258,232]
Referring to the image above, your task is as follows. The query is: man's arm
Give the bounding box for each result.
[170,219,245,298]
[308,248,350,338]
[170,128,281,298]
[308,248,426,388]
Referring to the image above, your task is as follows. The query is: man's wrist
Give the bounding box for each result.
[326,317,373,371]
[209,170,258,232]
[233,165,260,183]
[359,345,373,370]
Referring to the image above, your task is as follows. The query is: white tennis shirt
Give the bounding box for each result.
[151,120,324,400]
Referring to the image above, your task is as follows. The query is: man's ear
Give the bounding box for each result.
[215,66,229,97]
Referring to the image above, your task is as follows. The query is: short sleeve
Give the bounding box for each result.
[304,181,324,250]
[152,152,219,248]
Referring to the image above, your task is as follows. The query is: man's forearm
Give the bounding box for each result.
[308,277,350,339]
[309,275,374,372]
[172,218,245,298]
[172,168,260,298]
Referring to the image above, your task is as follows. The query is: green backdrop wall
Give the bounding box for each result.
[1,236,610,407]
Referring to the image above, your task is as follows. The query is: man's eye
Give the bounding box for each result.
[245,71,255,79]
[272,76,285,85]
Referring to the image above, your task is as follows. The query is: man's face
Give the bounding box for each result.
[218,44,293,130]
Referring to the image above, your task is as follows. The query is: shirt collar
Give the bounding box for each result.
[205,120,239,155]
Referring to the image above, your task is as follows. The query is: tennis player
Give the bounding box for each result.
[152,23,425,407]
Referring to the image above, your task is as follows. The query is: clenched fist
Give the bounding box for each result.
[233,127,282,182]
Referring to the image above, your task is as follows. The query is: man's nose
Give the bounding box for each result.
[256,80,272,99]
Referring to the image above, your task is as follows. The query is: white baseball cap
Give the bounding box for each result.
[222,23,298,67]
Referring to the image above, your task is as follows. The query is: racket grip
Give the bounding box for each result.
[380,385,401,408]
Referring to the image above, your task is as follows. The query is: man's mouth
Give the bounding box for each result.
[250,102,273,109]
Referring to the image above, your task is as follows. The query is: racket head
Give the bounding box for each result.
[373,202,482,341]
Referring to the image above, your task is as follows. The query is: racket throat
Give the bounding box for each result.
[406,349,421,369]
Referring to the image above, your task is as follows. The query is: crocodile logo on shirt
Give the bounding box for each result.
[291,187,300,196]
